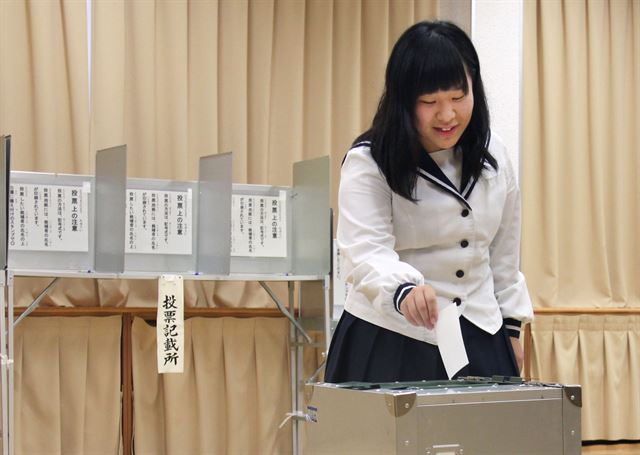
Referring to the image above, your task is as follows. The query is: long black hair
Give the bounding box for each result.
[354,20,497,201]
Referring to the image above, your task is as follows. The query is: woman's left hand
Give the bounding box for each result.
[510,337,524,373]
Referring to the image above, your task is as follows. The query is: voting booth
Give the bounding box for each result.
[5,147,234,275]
[0,138,331,455]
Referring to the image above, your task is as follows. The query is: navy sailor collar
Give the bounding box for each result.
[416,148,478,211]
[347,140,480,210]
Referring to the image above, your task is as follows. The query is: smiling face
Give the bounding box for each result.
[414,74,474,153]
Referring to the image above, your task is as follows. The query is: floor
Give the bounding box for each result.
[582,443,640,454]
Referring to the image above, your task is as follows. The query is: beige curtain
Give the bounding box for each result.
[13,316,122,454]
[0,0,90,173]
[530,315,640,440]
[523,0,640,440]
[522,0,640,308]
[132,317,291,454]
[91,0,439,187]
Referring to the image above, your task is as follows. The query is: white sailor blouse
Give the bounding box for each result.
[337,134,533,345]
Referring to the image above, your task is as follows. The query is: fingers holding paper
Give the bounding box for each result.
[399,284,439,329]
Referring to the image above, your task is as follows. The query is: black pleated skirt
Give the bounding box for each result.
[324,311,519,383]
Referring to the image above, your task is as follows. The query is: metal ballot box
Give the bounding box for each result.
[304,378,581,455]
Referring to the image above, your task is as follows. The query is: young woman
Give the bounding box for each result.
[325,21,533,383]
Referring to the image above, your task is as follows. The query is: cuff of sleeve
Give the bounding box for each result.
[504,318,522,339]
[393,283,416,314]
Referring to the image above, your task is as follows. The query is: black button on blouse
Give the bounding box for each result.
[456,270,465,278]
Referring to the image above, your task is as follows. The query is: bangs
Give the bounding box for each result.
[410,34,469,97]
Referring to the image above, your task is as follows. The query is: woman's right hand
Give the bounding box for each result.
[399,284,439,329]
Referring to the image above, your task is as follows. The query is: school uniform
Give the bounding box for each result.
[325,135,534,382]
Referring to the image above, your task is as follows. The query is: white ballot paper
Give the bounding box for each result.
[436,304,469,379]
[157,275,184,374]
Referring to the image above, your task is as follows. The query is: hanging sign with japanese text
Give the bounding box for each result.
[8,183,90,252]
[157,274,185,374]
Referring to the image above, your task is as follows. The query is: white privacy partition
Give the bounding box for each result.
[197,152,232,275]
[1,135,10,455]
[95,145,127,273]
[229,184,294,274]
[1,136,9,271]
[226,155,332,455]
[124,178,199,273]
[7,171,95,271]
[229,155,331,277]
[2,150,332,455]
[292,156,331,276]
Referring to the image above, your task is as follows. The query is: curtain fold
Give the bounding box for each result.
[91,0,438,186]
[523,0,640,441]
[522,0,640,309]
[530,315,640,440]
[0,0,89,173]
[13,316,122,454]
[132,316,291,454]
